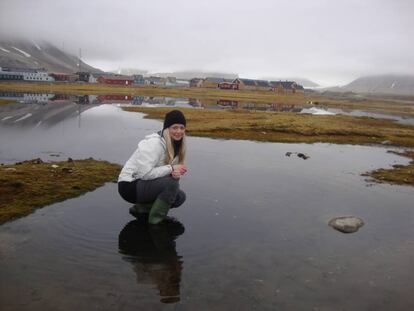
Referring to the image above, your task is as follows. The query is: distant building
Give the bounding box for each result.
[165,77,190,87]
[270,81,304,94]
[145,76,166,86]
[0,71,24,81]
[97,75,134,85]
[76,72,91,82]
[255,80,272,90]
[201,77,233,88]
[49,72,78,82]
[233,78,257,90]
[0,67,53,82]
[218,82,239,90]
[133,74,145,85]
[189,78,203,88]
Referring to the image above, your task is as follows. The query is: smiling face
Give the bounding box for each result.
[168,123,186,141]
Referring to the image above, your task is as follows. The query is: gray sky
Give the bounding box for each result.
[1,0,413,86]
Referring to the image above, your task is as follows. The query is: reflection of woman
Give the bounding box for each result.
[118,110,188,224]
[118,216,185,304]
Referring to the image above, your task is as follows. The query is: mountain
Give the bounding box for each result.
[0,39,103,73]
[109,68,148,76]
[151,71,239,80]
[260,77,319,87]
[341,75,414,96]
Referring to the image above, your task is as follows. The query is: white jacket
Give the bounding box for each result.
[118,133,177,182]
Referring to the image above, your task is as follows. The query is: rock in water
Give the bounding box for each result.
[329,216,364,233]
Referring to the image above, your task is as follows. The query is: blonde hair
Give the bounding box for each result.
[163,128,186,164]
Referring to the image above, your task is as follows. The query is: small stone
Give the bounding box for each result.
[329,216,364,233]
[62,167,74,173]
[4,168,17,171]
[51,164,59,169]
[32,158,44,164]
[286,152,292,157]
[297,153,310,160]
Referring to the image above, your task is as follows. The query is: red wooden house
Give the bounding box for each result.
[218,82,239,90]
[97,75,134,85]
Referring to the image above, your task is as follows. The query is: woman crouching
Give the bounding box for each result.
[118,110,187,224]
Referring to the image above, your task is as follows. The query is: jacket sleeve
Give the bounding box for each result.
[135,138,172,180]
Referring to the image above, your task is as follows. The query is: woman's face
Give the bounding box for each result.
[168,124,186,141]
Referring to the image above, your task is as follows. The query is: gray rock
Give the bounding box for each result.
[329,216,364,233]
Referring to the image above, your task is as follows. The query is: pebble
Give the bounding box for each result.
[329,216,364,233]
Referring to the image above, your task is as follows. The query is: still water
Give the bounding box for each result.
[1,91,414,124]
[0,100,414,310]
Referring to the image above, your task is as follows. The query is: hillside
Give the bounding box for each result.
[341,75,414,95]
[0,39,103,73]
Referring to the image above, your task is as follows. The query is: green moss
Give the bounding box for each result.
[0,158,121,224]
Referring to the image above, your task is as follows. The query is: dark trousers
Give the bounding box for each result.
[118,176,186,208]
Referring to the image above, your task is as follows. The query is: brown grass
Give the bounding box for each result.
[122,107,414,147]
[364,151,414,185]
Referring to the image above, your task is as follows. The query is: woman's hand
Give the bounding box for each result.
[171,164,187,179]
[173,164,187,175]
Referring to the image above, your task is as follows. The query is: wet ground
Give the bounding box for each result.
[1,100,414,310]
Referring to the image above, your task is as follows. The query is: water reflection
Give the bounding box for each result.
[1,91,413,124]
[118,215,185,304]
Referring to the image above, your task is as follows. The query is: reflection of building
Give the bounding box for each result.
[96,94,133,104]
[217,99,239,108]
[188,98,202,107]
[0,91,54,103]
[133,96,145,105]
[118,217,185,304]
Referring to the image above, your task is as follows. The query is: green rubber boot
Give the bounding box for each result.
[129,202,153,218]
[148,199,170,225]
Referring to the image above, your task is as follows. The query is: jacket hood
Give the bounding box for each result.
[142,132,166,147]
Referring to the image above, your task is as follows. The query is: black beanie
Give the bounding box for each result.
[163,110,186,129]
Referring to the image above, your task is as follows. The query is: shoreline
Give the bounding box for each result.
[123,106,414,186]
[1,81,414,116]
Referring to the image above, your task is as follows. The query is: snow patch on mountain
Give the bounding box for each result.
[12,47,31,57]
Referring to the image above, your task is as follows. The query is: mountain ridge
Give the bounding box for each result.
[0,39,103,73]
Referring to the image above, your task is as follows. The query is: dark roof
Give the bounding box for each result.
[255,80,271,87]
[147,76,166,82]
[270,81,295,89]
[205,77,227,83]
[236,78,257,86]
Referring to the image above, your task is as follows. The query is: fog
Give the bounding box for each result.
[1,0,413,85]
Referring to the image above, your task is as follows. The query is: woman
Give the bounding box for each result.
[118,110,188,225]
